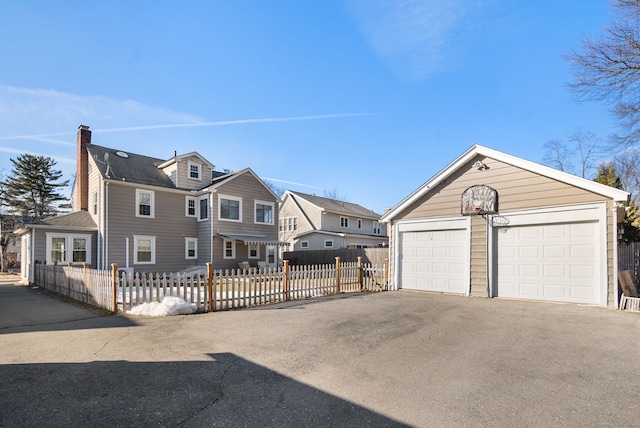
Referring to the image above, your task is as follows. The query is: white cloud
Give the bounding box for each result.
[345,0,478,80]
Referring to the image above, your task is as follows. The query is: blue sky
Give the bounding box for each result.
[0,1,616,214]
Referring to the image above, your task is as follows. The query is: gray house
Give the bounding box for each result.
[279,190,388,251]
[18,125,285,283]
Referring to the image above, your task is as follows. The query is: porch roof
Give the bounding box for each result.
[219,234,289,247]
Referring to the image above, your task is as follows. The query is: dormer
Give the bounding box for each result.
[157,152,215,190]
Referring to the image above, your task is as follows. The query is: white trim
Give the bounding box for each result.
[248,243,260,259]
[133,235,156,265]
[198,195,209,222]
[300,240,309,249]
[393,217,471,295]
[188,160,202,181]
[254,200,275,225]
[324,239,334,248]
[185,196,197,217]
[340,216,349,228]
[44,233,92,265]
[219,194,243,222]
[382,145,629,223]
[135,189,155,218]
[185,237,198,259]
[223,238,236,259]
[487,203,607,306]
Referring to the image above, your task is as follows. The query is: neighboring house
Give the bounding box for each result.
[0,215,26,271]
[17,125,284,284]
[279,190,388,252]
[381,144,630,308]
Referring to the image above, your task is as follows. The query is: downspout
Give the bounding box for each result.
[105,182,109,269]
[30,229,35,284]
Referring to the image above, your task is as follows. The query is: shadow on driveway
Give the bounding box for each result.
[0,352,407,427]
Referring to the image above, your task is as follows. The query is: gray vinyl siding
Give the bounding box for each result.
[389,155,617,305]
[105,183,197,273]
[174,156,213,191]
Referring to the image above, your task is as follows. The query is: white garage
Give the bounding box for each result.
[397,219,470,294]
[491,205,606,305]
[382,145,629,308]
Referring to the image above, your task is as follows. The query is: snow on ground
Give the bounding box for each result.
[126,296,196,316]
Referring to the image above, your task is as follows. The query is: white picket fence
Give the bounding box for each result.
[33,258,389,313]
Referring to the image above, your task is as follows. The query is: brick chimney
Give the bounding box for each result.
[76,125,91,211]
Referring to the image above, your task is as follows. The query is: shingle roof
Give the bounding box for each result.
[287,191,382,218]
[27,210,97,230]
[86,144,177,188]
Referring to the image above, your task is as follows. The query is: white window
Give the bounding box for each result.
[280,216,298,231]
[301,241,309,249]
[373,222,381,235]
[185,237,197,259]
[223,239,235,259]
[324,240,333,248]
[45,233,92,265]
[219,194,242,222]
[188,161,201,181]
[248,244,259,259]
[92,191,98,215]
[357,219,362,229]
[255,200,274,224]
[134,235,156,264]
[136,189,155,218]
[186,197,197,217]
[340,217,349,228]
[198,196,209,221]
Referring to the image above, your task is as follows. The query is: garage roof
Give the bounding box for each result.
[381,144,630,222]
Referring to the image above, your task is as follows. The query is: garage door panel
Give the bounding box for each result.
[496,221,600,304]
[400,228,467,294]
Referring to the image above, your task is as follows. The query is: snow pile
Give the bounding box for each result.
[127,296,196,316]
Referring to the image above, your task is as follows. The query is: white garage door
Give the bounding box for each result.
[400,229,467,293]
[495,221,600,304]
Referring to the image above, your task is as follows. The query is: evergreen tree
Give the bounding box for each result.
[0,154,69,221]
[594,163,640,242]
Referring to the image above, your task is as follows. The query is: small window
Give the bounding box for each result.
[186,197,197,217]
[185,237,197,259]
[219,195,242,222]
[72,238,87,262]
[92,191,98,215]
[248,244,259,259]
[340,217,349,228]
[199,196,209,221]
[373,222,381,235]
[188,161,201,181]
[134,235,155,264]
[357,219,362,229]
[224,239,235,259]
[324,240,333,248]
[301,241,309,249]
[136,189,154,218]
[255,201,274,224]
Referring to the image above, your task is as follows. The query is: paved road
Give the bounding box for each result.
[1,273,639,427]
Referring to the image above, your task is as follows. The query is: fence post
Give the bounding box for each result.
[67,262,73,298]
[111,263,118,312]
[335,257,341,293]
[283,260,290,301]
[385,258,389,290]
[357,256,363,291]
[206,263,214,312]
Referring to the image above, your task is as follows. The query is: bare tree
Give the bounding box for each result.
[543,139,573,172]
[568,130,602,178]
[614,147,640,204]
[323,188,349,202]
[565,0,640,146]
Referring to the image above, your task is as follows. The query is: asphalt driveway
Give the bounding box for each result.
[1,273,639,427]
